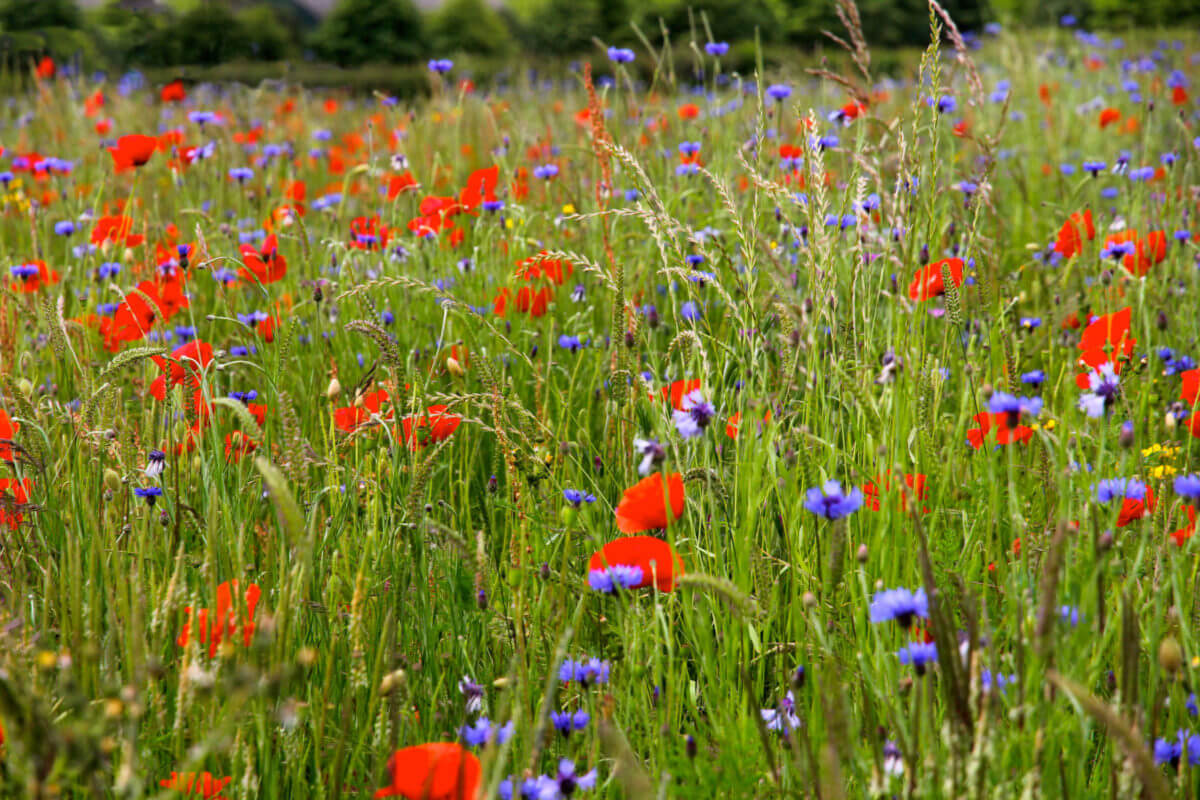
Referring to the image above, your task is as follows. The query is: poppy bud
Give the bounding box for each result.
[802,591,817,608]
[476,588,488,610]
[1118,421,1135,448]
[624,330,636,348]
[539,562,551,580]
[313,285,323,304]
[856,544,869,563]
[17,378,32,397]
[980,383,994,401]
[487,474,498,493]
[646,307,660,329]
[446,356,465,378]
[1100,269,1112,286]
[103,468,122,492]
[1158,635,1183,675]
[1098,530,1114,551]
[325,377,341,400]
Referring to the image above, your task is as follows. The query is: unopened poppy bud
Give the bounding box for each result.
[980,383,994,401]
[1100,269,1113,286]
[325,377,341,400]
[103,468,122,492]
[313,285,324,303]
[856,544,869,563]
[624,330,636,348]
[1158,635,1184,675]
[539,562,551,580]
[446,356,465,378]
[802,591,818,608]
[17,377,32,397]
[1118,421,1135,448]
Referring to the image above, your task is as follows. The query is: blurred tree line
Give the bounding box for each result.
[0,0,1194,73]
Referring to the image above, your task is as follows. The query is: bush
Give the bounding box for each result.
[429,0,512,58]
[0,0,80,31]
[309,0,427,67]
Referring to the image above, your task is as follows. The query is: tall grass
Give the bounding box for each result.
[0,8,1199,799]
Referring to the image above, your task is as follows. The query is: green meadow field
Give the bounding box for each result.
[2,8,1200,799]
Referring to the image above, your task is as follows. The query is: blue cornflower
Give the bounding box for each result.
[559,658,610,686]
[955,180,978,195]
[533,164,559,180]
[897,642,939,674]
[1020,317,1042,330]
[1020,370,1046,386]
[987,392,1043,424]
[145,450,166,479]
[1078,362,1120,418]
[228,167,254,183]
[563,488,596,507]
[54,220,75,236]
[1094,478,1146,504]
[680,301,702,322]
[1060,605,1081,627]
[1153,730,1200,767]
[1129,166,1156,182]
[1083,160,1107,176]
[550,709,590,736]
[1175,474,1200,499]
[134,486,163,507]
[588,565,644,594]
[624,188,640,202]
[869,588,929,627]
[705,42,730,56]
[459,718,513,748]
[98,261,121,280]
[557,334,585,353]
[761,691,799,732]
[607,47,635,64]
[766,84,792,102]
[427,59,454,74]
[238,310,269,328]
[935,95,957,114]
[673,389,716,439]
[981,669,1016,694]
[551,760,598,797]
[1188,694,1199,717]
[675,162,699,177]
[679,141,701,156]
[633,437,666,476]
[229,390,258,405]
[804,480,863,520]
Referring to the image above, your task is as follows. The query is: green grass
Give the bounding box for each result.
[0,17,1199,800]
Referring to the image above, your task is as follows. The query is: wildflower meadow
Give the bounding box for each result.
[3,5,1200,798]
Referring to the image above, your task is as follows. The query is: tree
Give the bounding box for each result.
[523,0,603,56]
[430,0,512,57]
[238,4,296,61]
[0,0,81,31]
[310,0,427,67]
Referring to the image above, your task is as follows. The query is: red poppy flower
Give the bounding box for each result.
[725,408,772,439]
[1075,307,1134,389]
[35,56,55,80]
[1172,86,1189,106]
[515,252,573,285]
[91,215,145,249]
[84,89,105,117]
[1,408,21,464]
[1098,107,1121,128]
[838,100,867,121]
[1181,368,1199,405]
[238,234,288,285]
[492,286,553,317]
[385,171,419,200]
[908,257,964,302]
[335,389,392,433]
[160,80,187,104]
[1103,230,1166,276]
[150,341,214,401]
[459,165,498,210]
[0,477,32,529]
[1171,506,1196,547]
[967,412,1033,450]
[350,215,390,250]
[589,535,685,592]
[9,260,59,293]
[677,103,700,120]
[862,471,928,512]
[660,379,701,410]
[399,405,461,450]
[1116,487,1155,527]
[224,431,258,463]
[159,771,231,799]
[615,472,686,533]
[374,743,480,800]
[1186,412,1200,440]
[1053,209,1095,258]
[108,134,159,172]
[176,580,262,658]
